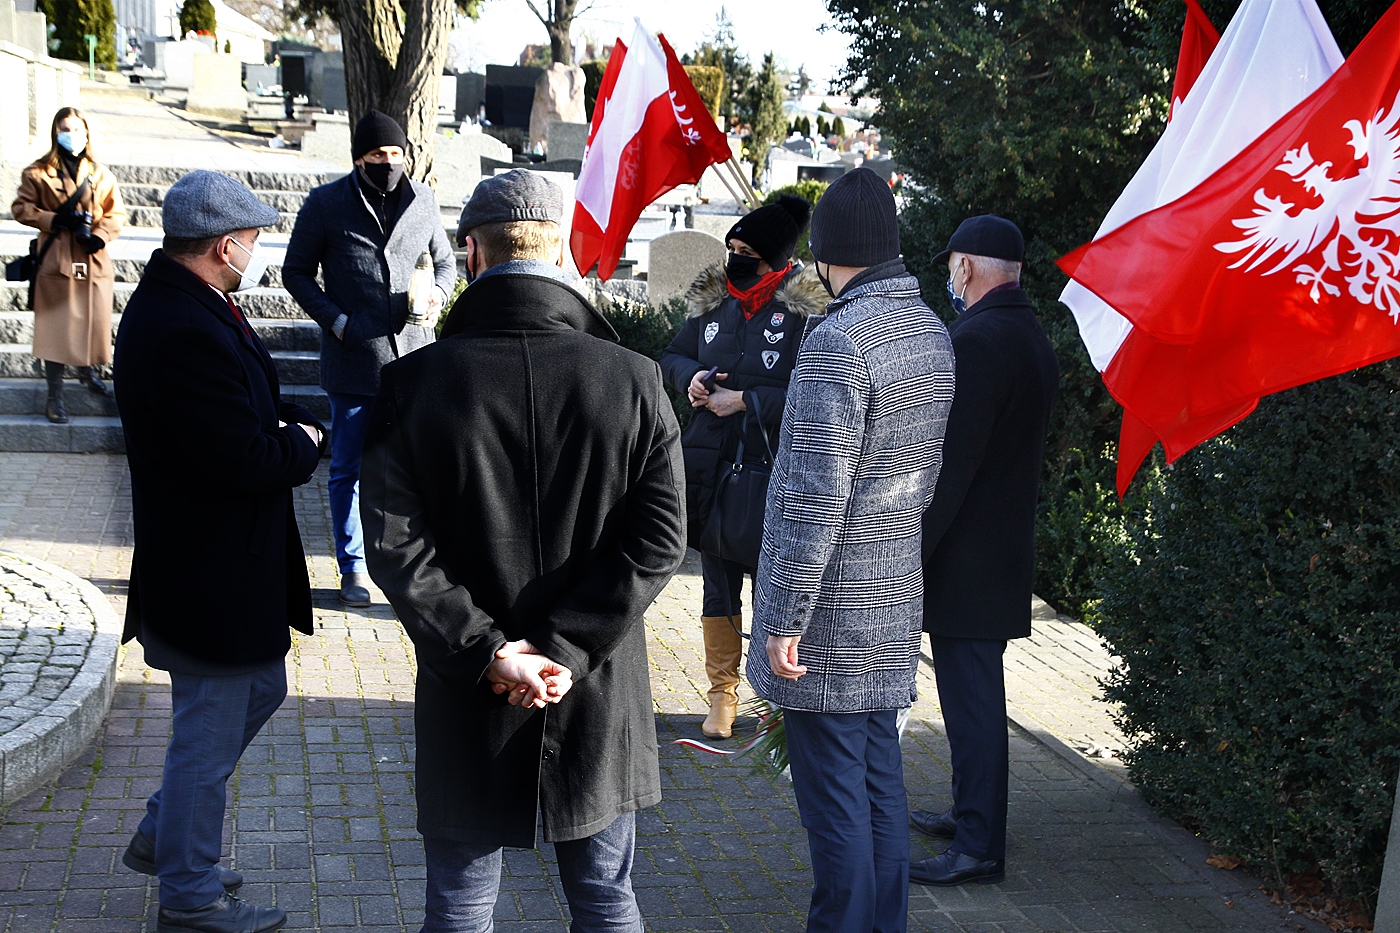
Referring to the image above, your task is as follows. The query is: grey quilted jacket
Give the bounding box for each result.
[747,263,955,713]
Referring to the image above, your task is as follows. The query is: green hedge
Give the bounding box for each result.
[682,65,725,119]
[582,60,606,121]
[38,0,117,67]
[763,181,827,264]
[1092,361,1400,904]
[596,294,691,428]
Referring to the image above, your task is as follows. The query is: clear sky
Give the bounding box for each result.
[454,0,854,89]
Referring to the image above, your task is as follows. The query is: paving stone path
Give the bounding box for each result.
[0,453,1324,932]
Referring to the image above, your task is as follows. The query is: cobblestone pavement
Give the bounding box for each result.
[0,453,1323,932]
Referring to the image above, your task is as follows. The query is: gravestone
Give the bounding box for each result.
[299,111,351,167]
[243,62,278,93]
[186,53,246,121]
[546,120,588,162]
[161,39,210,89]
[453,71,485,123]
[434,130,512,214]
[484,64,540,129]
[308,51,345,112]
[529,63,585,149]
[646,230,726,305]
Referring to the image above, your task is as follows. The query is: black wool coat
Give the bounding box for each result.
[360,271,687,848]
[113,250,324,666]
[922,286,1059,641]
[659,264,826,548]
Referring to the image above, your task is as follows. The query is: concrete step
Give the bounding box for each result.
[271,350,319,386]
[0,415,124,452]
[126,204,298,234]
[119,184,311,213]
[108,165,341,192]
[0,309,318,349]
[0,379,119,417]
[0,283,308,321]
[282,383,330,420]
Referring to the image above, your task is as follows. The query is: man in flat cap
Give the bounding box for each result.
[283,108,455,608]
[360,168,686,931]
[114,169,327,933]
[910,215,1059,887]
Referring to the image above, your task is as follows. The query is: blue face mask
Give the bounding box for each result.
[56,130,86,155]
[946,277,967,315]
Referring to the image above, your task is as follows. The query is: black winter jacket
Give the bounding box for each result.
[114,250,324,666]
[922,286,1059,641]
[659,264,827,549]
[360,271,687,848]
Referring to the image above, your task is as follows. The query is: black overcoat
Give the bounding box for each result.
[360,271,687,848]
[113,250,324,665]
[659,264,826,547]
[922,286,1059,641]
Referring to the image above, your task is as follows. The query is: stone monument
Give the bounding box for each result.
[299,111,352,167]
[546,120,589,162]
[186,53,247,121]
[646,230,727,306]
[529,63,585,150]
[433,129,513,213]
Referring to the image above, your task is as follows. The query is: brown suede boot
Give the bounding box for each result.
[701,614,743,738]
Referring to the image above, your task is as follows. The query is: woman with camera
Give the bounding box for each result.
[660,195,821,739]
[11,107,126,423]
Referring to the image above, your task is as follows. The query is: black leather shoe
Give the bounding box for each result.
[910,849,1006,886]
[123,832,243,891]
[78,366,110,396]
[339,572,371,608]
[156,894,286,933]
[910,807,957,839]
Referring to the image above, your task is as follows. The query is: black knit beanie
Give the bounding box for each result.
[726,195,811,269]
[808,167,900,266]
[352,110,408,161]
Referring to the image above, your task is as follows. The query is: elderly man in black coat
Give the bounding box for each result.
[113,170,326,933]
[911,215,1060,888]
[360,170,687,932]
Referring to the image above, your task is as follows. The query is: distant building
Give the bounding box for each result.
[114,0,275,65]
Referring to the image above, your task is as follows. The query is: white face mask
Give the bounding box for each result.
[225,236,269,293]
[56,130,86,154]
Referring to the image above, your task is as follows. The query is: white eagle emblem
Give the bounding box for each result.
[762,349,780,369]
[1214,89,1400,319]
[704,321,719,343]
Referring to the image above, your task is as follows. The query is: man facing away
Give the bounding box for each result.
[114,170,326,933]
[909,215,1059,887]
[747,167,956,933]
[282,109,455,607]
[360,170,687,933]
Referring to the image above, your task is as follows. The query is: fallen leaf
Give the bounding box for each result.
[1226,900,1234,908]
[1207,854,1242,870]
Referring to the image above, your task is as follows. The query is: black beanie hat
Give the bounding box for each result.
[726,195,811,269]
[808,167,900,266]
[352,110,408,161]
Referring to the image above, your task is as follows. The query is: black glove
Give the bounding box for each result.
[50,209,81,232]
[78,233,104,254]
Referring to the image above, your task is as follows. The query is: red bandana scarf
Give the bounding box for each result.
[727,263,793,319]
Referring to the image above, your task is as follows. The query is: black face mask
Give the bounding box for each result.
[815,262,835,298]
[726,252,763,290]
[361,160,405,193]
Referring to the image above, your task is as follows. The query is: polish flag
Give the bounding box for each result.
[1060,2,1400,494]
[1168,0,1221,122]
[571,22,734,280]
[1056,0,1343,494]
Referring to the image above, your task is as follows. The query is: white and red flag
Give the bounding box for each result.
[571,21,734,279]
[1056,0,1344,494]
[1168,0,1221,121]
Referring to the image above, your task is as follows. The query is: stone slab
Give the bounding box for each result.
[185,53,249,121]
[546,119,588,162]
[646,230,726,306]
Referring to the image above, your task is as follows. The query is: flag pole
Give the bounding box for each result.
[725,157,760,207]
[711,165,751,213]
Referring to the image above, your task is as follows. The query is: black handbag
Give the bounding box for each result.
[4,176,90,311]
[700,394,776,571]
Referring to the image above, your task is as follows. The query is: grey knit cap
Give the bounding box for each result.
[456,169,563,246]
[161,170,281,239]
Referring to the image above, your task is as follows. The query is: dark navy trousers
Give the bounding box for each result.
[785,708,908,933]
[929,636,1009,861]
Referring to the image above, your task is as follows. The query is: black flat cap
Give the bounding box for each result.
[933,214,1024,265]
[456,169,564,246]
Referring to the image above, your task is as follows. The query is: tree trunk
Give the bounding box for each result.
[338,0,452,182]
[547,0,573,66]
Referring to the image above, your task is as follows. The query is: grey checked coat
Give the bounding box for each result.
[747,265,955,713]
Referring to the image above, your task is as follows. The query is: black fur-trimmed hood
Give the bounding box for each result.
[684,263,828,319]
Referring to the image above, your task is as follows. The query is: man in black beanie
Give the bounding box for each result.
[283,109,455,607]
[748,167,956,932]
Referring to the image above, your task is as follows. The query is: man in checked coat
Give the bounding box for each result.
[748,167,956,933]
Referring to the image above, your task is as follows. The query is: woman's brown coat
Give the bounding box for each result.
[11,158,126,366]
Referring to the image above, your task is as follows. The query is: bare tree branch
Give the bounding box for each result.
[523,0,549,27]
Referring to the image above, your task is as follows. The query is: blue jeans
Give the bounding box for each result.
[420,813,643,933]
[327,391,374,575]
[785,708,909,933]
[138,662,287,909]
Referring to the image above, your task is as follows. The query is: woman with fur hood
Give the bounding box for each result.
[660,195,824,739]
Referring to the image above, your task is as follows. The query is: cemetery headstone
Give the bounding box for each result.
[546,120,588,162]
[186,53,246,121]
[484,64,541,129]
[646,230,726,305]
[453,71,485,123]
[529,63,585,149]
[300,111,351,167]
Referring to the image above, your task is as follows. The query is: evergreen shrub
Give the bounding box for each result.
[38,0,116,67]
[581,59,606,120]
[763,181,827,263]
[1093,362,1400,903]
[179,0,216,37]
[682,65,724,119]
[597,295,691,427]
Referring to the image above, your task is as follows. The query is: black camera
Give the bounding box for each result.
[74,210,92,242]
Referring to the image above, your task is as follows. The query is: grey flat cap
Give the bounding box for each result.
[457,169,563,246]
[162,170,281,239]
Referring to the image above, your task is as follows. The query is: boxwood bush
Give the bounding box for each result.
[1091,361,1400,904]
